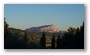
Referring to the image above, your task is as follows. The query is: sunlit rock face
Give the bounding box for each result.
[26,24,60,33]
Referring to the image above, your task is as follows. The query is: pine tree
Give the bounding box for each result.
[51,34,55,49]
[78,22,84,49]
[40,32,46,49]
[56,34,62,49]
[4,18,9,37]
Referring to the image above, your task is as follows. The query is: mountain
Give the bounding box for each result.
[26,24,60,33]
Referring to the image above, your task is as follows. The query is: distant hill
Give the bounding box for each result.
[26,24,60,33]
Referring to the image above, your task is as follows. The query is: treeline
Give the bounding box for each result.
[40,23,84,49]
[56,22,84,49]
[4,18,84,49]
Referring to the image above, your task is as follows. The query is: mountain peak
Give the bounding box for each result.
[51,24,54,26]
[26,24,60,33]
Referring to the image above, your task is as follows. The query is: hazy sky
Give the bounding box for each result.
[4,4,84,31]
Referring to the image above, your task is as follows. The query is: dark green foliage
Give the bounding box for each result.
[47,22,83,49]
[4,18,29,49]
[56,22,84,49]
[4,32,29,49]
[4,18,9,37]
[51,34,55,49]
[75,22,84,49]
[40,32,46,49]
[56,34,62,49]
[4,33,28,49]
[61,33,75,49]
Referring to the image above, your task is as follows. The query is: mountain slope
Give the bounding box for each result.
[26,24,60,33]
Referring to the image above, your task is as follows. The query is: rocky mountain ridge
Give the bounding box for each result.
[26,24,60,33]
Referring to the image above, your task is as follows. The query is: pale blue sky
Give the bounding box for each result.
[4,4,84,31]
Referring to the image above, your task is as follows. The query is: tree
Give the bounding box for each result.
[21,32,29,48]
[40,32,46,48]
[56,34,62,49]
[63,22,84,49]
[77,22,84,49]
[4,18,9,36]
[67,27,76,35]
[51,34,55,49]
[80,22,84,48]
